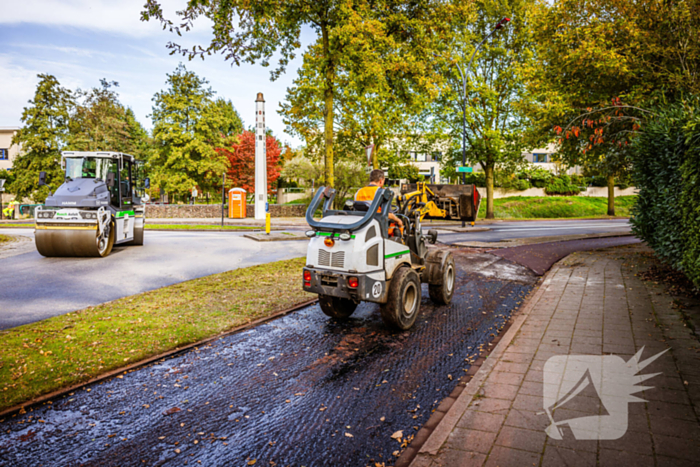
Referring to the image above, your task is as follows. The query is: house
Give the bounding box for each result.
[0,127,21,172]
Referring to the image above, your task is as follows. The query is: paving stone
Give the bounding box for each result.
[598,429,653,456]
[646,400,697,421]
[503,409,550,432]
[433,449,486,467]
[492,362,530,375]
[652,433,700,460]
[470,398,511,415]
[480,382,520,401]
[456,410,505,433]
[599,449,654,467]
[495,426,546,453]
[447,428,498,454]
[483,446,540,467]
[486,371,525,387]
[541,446,596,467]
[512,394,543,412]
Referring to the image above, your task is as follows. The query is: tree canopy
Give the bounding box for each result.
[11,74,73,203]
[142,0,470,188]
[149,64,242,196]
[218,129,281,193]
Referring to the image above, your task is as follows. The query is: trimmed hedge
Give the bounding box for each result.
[631,100,700,288]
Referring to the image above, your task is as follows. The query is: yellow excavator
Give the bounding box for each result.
[398,182,481,223]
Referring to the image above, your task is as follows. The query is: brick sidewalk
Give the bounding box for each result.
[411,245,700,467]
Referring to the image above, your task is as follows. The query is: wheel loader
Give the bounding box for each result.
[34,151,149,258]
[399,182,481,222]
[302,186,455,330]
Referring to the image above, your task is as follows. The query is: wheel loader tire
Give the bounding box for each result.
[429,251,456,305]
[319,295,357,319]
[35,220,115,258]
[380,267,421,330]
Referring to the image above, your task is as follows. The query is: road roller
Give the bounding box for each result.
[34,151,149,258]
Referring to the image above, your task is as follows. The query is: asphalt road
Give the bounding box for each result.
[437,218,631,243]
[0,248,538,467]
[0,229,307,330]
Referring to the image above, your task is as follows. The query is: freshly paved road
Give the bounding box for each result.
[0,248,538,467]
[437,218,631,243]
[0,229,307,330]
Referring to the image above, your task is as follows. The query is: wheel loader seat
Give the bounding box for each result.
[353,200,371,212]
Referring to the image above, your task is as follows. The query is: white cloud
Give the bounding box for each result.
[0,0,209,38]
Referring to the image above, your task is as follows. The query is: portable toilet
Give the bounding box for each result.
[228,188,246,218]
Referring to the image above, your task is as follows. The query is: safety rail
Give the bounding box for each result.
[305,186,393,233]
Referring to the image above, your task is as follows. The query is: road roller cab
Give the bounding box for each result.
[34,151,148,258]
[302,186,456,330]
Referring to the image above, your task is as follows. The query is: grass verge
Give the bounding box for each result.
[0,234,13,243]
[477,195,636,219]
[0,257,313,412]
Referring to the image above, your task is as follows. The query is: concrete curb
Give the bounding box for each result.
[0,298,318,418]
[243,232,309,242]
[400,262,561,466]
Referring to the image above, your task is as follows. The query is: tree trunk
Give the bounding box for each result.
[485,165,495,219]
[372,141,380,169]
[321,25,334,188]
[607,174,615,216]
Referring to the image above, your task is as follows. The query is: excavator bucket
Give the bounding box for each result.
[400,183,481,222]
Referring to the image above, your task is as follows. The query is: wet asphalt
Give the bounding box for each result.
[0,250,537,467]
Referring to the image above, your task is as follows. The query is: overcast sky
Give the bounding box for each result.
[0,0,310,147]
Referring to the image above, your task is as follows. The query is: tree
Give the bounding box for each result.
[523,0,700,215]
[217,130,281,193]
[12,74,73,203]
[68,79,151,157]
[432,0,533,219]
[141,0,469,188]
[150,64,238,197]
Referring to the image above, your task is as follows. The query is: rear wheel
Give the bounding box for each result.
[429,251,456,305]
[96,220,115,257]
[380,267,421,330]
[319,295,357,319]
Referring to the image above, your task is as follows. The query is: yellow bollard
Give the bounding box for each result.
[265,212,271,235]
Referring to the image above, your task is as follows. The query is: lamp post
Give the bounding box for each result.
[453,17,511,226]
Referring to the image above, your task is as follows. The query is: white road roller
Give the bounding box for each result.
[34,151,148,257]
[302,186,455,330]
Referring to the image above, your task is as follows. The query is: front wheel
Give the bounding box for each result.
[380,267,421,330]
[429,252,456,305]
[319,295,357,319]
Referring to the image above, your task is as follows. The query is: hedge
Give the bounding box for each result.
[631,99,700,288]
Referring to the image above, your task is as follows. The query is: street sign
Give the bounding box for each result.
[457,166,473,173]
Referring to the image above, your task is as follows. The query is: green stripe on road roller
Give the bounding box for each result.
[116,210,135,218]
[385,250,410,259]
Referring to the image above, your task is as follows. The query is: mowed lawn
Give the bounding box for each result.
[477,195,636,219]
[0,257,313,412]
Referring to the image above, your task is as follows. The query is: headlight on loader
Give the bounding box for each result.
[305,230,316,238]
[339,233,351,241]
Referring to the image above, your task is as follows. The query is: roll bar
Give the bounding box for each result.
[305,186,393,232]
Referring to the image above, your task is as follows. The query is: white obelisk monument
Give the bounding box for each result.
[254,92,267,220]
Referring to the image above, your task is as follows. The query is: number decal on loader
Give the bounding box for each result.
[372,282,382,298]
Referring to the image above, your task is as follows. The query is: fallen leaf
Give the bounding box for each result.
[247,460,256,465]
[345,433,353,438]
[163,407,181,416]
[380,417,385,422]
[174,449,181,454]
[391,430,403,440]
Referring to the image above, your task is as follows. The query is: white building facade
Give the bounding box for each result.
[0,127,21,172]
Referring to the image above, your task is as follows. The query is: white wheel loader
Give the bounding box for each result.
[302,186,455,330]
[34,151,149,258]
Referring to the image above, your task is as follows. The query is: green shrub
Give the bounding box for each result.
[517,166,552,188]
[631,99,700,288]
[463,172,486,187]
[514,179,531,190]
[545,176,582,195]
